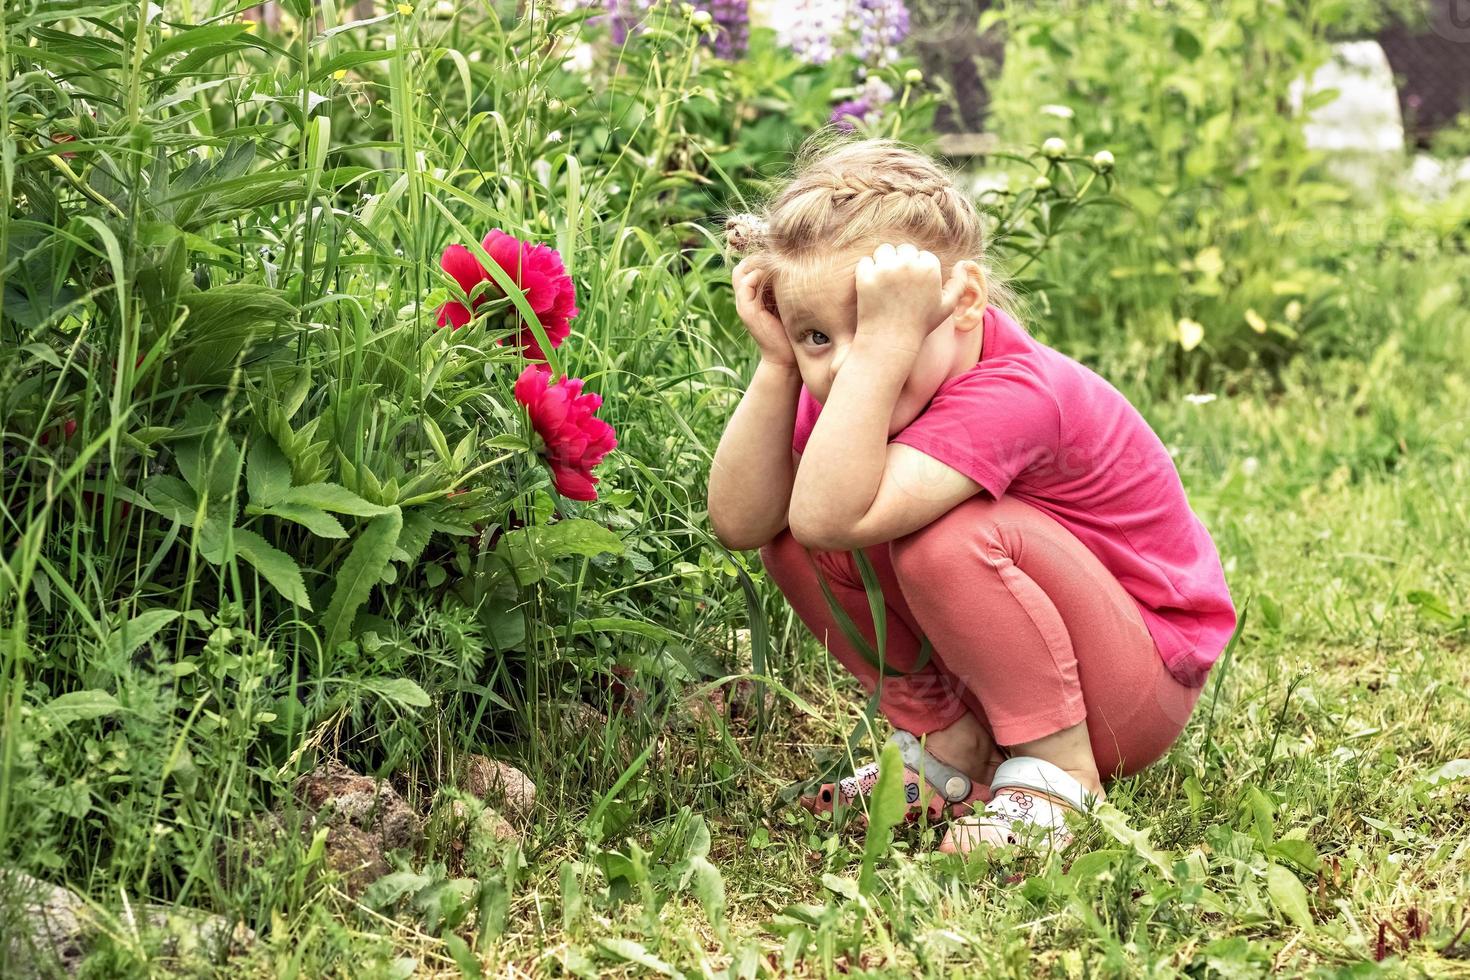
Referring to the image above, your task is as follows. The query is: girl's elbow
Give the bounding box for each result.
[788,512,848,552]
[708,508,778,552]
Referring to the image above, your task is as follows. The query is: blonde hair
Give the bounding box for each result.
[723,131,1022,320]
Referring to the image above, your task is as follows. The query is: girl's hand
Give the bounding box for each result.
[855,243,964,357]
[732,256,795,368]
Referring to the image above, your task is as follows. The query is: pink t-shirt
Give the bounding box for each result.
[792,305,1237,687]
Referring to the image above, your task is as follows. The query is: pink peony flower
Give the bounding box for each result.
[513,363,617,501]
[437,229,579,360]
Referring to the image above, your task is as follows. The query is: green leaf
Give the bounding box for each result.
[250,503,348,539]
[1268,838,1320,873]
[687,855,726,937]
[1266,864,1313,930]
[494,520,624,585]
[40,690,121,727]
[174,434,242,505]
[858,739,907,895]
[1171,26,1202,60]
[1246,785,1276,847]
[281,482,391,516]
[105,609,180,659]
[247,435,293,508]
[1258,593,1283,630]
[595,938,677,977]
[392,509,434,564]
[441,932,482,979]
[144,474,200,526]
[1423,759,1470,786]
[234,527,312,609]
[567,617,673,642]
[1092,803,1176,880]
[1406,590,1457,625]
[322,507,402,652]
[1065,849,1125,882]
[359,677,430,709]
[143,22,250,67]
[310,48,396,82]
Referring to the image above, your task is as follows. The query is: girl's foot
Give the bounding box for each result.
[938,756,1101,855]
[800,729,997,824]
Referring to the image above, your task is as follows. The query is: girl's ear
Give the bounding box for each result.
[952,260,989,333]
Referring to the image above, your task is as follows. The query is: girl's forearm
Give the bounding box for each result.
[789,339,911,543]
[708,359,803,551]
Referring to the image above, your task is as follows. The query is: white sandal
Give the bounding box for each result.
[941,756,1100,854]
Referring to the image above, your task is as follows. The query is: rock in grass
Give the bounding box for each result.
[0,870,87,975]
[426,790,519,877]
[454,754,536,820]
[0,869,254,975]
[292,761,422,898]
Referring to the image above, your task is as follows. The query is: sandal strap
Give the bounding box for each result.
[988,756,1096,813]
[889,730,973,803]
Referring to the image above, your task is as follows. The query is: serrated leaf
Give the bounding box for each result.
[105,609,180,659]
[1423,759,1470,786]
[322,507,402,652]
[688,856,725,936]
[282,482,390,516]
[1267,864,1313,929]
[392,509,434,564]
[145,475,199,527]
[493,520,624,586]
[251,503,347,539]
[174,434,242,505]
[247,435,293,507]
[1092,802,1176,880]
[234,527,312,609]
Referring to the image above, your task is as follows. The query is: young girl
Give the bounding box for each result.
[707,135,1237,854]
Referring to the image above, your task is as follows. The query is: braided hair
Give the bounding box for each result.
[722,131,1019,318]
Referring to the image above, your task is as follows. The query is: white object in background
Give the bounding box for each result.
[1293,41,1405,154]
[1402,153,1470,199]
[750,0,848,61]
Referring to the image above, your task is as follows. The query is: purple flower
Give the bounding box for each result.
[592,0,654,45]
[693,0,749,58]
[851,0,908,65]
[830,75,894,130]
[772,0,910,66]
[775,0,846,63]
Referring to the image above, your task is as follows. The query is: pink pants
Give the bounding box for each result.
[760,494,1202,780]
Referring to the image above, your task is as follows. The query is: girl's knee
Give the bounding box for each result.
[758,527,805,578]
[890,493,1007,581]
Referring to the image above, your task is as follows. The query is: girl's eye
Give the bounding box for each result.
[806,330,830,346]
